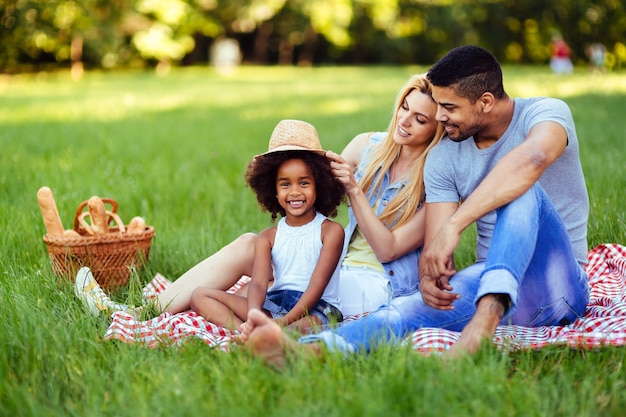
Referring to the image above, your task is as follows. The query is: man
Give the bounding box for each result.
[242,45,590,363]
[418,45,589,356]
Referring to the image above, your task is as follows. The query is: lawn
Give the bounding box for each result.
[1,65,625,417]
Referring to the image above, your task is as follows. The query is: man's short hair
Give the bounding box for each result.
[427,45,506,102]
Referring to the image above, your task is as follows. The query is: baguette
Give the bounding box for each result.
[87,196,109,235]
[36,186,65,237]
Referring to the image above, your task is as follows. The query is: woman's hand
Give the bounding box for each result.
[326,150,360,195]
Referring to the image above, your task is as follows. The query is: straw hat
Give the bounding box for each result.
[257,119,326,157]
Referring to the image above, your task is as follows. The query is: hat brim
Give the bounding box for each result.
[254,144,327,158]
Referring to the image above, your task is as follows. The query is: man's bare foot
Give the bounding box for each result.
[244,308,294,368]
[443,294,505,359]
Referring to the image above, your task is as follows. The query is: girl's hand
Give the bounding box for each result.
[326,150,359,195]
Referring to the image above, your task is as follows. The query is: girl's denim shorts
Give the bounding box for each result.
[263,289,343,326]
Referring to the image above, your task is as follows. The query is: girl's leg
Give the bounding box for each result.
[157,233,257,313]
[189,287,249,329]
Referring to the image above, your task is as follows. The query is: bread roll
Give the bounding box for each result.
[87,196,108,235]
[63,229,82,238]
[127,216,147,234]
[37,186,64,236]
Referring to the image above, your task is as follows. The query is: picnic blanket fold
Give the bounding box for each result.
[103,244,626,354]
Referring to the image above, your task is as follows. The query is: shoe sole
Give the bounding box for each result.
[74,267,100,317]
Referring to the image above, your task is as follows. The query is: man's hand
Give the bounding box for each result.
[419,220,459,278]
[419,220,461,309]
[419,273,459,309]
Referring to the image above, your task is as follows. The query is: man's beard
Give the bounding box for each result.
[445,122,478,142]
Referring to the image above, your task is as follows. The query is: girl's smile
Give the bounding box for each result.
[287,200,306,209]
[275,158,317,226]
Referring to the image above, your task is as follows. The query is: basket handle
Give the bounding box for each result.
[74,198,123,233]
[77,211,126,235]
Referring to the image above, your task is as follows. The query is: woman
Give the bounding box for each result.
[75,74,444,319]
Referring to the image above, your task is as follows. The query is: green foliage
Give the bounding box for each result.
[0,0,135,71]
[0,66,625,416]
[2,0,626,71]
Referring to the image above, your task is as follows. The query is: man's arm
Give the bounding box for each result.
[418,201,460,309]
[419,121,568,309]
[448,121,567,241]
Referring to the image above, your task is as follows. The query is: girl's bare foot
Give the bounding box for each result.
[244,309,292,368]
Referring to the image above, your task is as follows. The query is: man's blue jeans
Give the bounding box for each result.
[300,184,590,353]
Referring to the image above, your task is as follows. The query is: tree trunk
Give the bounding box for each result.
[297,24,317,66]
[70,34,83,80]
[253,21,274,64]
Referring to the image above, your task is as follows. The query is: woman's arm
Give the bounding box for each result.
[339,132,372,173]
[277,220,345,326]
[327,149,425,263]
[246,227,275,312]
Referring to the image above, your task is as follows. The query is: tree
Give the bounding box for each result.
[1,0,625,72]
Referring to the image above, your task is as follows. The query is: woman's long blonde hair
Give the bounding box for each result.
[358,74,445,230]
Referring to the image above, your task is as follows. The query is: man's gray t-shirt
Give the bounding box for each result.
[424,97,589,266]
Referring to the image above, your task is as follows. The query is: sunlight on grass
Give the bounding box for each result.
[3,66,625,124]
[504,69,626,98]
[0,66,415,124]
[1,65,625,417]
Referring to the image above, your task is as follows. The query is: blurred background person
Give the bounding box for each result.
[586,42,607,73]
[550,32,574,74]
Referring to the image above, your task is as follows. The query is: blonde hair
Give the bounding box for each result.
[359,74,445,230]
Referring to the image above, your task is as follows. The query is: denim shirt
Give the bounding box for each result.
[339,132,421,297]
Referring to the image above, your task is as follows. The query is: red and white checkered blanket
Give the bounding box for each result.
[104,244,626,355]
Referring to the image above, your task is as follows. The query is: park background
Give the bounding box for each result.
[2,1,626,416]
[2,0,626,74]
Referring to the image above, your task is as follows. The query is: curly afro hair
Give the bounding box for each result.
[245,150,346,222]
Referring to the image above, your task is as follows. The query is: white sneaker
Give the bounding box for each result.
[74,267,141,317]
[74,267,113,316]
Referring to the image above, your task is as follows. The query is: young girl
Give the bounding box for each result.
[189,119,346,333]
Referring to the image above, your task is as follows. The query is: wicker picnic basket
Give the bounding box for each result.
[42,198,155,292]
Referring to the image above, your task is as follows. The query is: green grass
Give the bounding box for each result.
[1,65,625,417]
